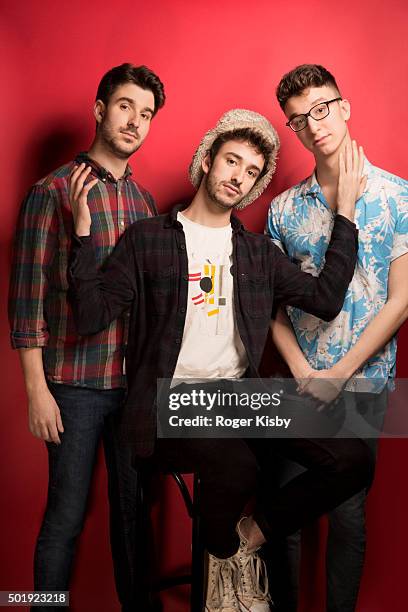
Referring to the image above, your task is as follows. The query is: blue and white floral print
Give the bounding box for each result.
[267,160,408,392]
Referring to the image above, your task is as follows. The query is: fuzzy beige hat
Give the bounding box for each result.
[189,108,280,210]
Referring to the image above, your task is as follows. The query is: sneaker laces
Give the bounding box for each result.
[238,547,269,601]
[236,518,270,605]
[206,553,240,610]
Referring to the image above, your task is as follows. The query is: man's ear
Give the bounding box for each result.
[94,100,106,125]
[340,98,351,122]
[202,151,211,175]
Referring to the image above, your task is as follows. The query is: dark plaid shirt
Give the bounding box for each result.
[68,204,358,456]
[9,152,156,389]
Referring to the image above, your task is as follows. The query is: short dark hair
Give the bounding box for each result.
[276,64,341,110]
[96,63,165,115]
[208,128,272,179]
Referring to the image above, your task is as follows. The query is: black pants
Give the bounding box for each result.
[266,389,387,612]
[154,435,374,559]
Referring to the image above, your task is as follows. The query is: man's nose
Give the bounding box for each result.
[231,167,244,185]
[306,115,321,134]
[127,110,140,128]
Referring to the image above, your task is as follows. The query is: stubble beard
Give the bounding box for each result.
[204,173,243,211]
[99,121,141,160]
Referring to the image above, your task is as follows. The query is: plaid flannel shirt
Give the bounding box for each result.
[9,152,156,389]
[68,204,358,456]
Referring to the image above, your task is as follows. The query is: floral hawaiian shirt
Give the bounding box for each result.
[266,160,408,392]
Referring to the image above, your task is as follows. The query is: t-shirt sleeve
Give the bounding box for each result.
[265,197,285,253]
[391,183,408,261]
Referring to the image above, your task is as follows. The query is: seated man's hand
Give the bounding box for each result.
[68,163,98,236]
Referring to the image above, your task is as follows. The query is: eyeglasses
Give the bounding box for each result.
[286,98,342,132]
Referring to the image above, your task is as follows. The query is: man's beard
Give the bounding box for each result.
[99,121,141,159]
[204,173,243,210]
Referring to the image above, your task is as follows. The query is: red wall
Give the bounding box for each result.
[1,1,407,611]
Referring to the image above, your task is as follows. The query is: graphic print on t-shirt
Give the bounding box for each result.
[173,211,247,380]
[188,261,230,336]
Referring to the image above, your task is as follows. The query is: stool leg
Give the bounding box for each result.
[191,475,206,612]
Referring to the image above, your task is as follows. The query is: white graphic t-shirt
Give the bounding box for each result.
[173,212,248,380]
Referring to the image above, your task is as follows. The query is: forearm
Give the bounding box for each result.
[270,308,313,379]
[68,232,135,335]
[333,298,408,379]
[274,215,358,321]
[18,348,48,394]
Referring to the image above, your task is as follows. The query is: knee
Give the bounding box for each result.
[329,490,367,536]
[209,451,258,497]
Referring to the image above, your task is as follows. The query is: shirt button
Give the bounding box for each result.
[120,221,125,227]
[180,307,186,314]
[183,274,189,281]
[175,338,182,344]
[180,243,186,250]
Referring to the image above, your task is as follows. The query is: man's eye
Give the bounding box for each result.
[120,104,129,110]
[226,158,236,165]
[315,105,326,115]
[292,117,304,128]
[248,170,257,178]
[141,113,151,120]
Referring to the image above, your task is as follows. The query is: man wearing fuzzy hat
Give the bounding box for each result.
[66,109,373,612]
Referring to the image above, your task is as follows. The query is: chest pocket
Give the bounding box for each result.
[241,273,271,318]
[144,267,177,316]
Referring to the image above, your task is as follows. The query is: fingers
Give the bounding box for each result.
[82,177,98,197]
[73,166,92,201]
[358,174,368,199]
[339,150,345,178]
[69,162,86,199]
[47,420,62,445]
[56,409,64,434]
[30,417,62,444]
[69,163,97,203]
[346,141,352,175]
[357,144,365,178]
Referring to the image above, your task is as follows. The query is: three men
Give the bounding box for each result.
[8,63,165,610]
[67,109,373,612]
[267,64,408,612]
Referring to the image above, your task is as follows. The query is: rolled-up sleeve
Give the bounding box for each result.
[8,185,58,349]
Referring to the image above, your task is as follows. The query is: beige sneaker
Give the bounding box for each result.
[205,551,240,612]
[235,517,271,612]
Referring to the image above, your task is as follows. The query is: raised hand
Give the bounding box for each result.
[68,163,98,236]
[336,140,367,221]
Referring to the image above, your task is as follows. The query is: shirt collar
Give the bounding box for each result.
[302,156,373,202]
[164,203,244,233]
[75,152,133,182]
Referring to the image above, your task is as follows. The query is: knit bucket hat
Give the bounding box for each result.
[189,108,280,210]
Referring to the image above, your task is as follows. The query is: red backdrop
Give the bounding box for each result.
[1,1,407,611]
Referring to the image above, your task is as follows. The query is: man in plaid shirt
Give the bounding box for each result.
[8,63,165,610]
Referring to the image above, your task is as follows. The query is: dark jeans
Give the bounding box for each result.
[33,383,128,610]
[267,389,387,612]
[154,434,374,559]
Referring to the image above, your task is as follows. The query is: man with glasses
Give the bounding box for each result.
[266,64,408,611]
